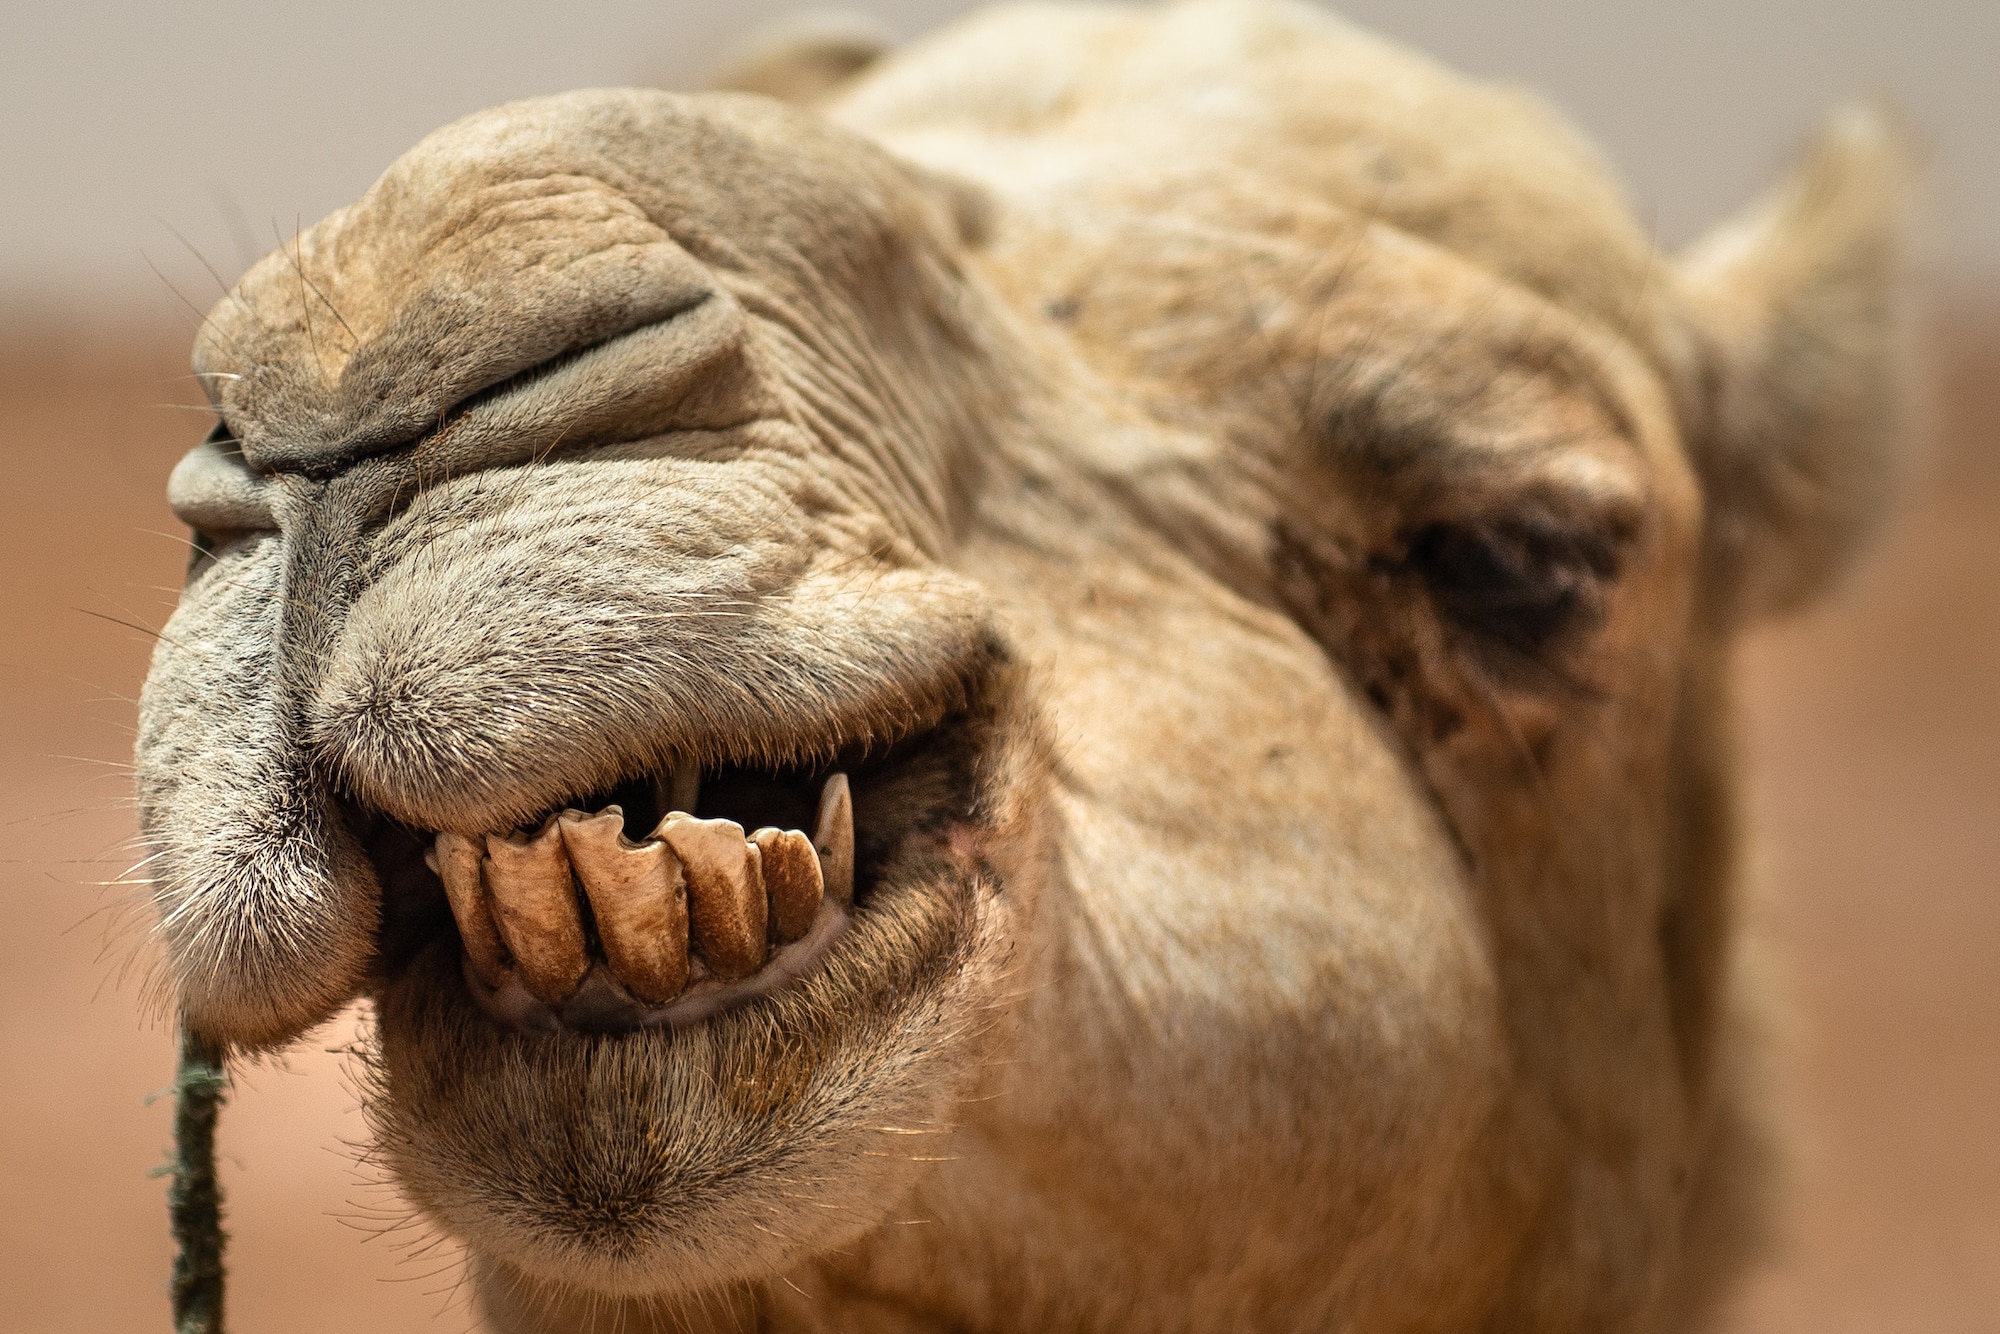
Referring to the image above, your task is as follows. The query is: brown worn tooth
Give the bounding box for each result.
[558,806,689,1003]
[812,772,855,907]
[483,816,589,1004]
[658,815,766,979]
[432,832,510,989]
[753,827,824,943]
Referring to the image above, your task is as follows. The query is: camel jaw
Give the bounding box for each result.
[356,686,1035,1297]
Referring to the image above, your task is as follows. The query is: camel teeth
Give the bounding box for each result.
[812,773,854,907]
[483,817,589,1004]
[753,826,824,943]
[557,806,690,1003]
[440,772,854,1022]
[656,759,701,821]
[431,831,511,990]
[657,814,767,979]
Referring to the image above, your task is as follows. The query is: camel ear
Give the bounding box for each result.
[1675,105,1917,624]
[711,13,893,107]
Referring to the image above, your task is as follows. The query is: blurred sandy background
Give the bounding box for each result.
[2,2,1994,1330]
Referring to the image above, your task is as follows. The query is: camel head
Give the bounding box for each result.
[134,3,1908,1328]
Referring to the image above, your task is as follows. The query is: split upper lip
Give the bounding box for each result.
[422,768,855,1032]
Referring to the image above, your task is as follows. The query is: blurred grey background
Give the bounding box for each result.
[4,0,1996,314]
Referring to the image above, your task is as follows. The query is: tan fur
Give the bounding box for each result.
[134,2,1909,1329]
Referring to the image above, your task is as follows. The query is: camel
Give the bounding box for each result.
[133,2,1909,1329]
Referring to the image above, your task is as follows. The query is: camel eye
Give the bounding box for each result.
[1402,518,1617,655]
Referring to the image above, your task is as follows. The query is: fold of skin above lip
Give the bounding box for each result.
[304,456,997,836]
[139,446,997,1048]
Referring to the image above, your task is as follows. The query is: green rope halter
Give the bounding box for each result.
[166,1026,229,1333]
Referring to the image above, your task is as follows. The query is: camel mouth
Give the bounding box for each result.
[354,712,984,1035]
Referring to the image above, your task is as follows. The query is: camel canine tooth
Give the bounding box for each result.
[753,827,823,943]
[812,772,855,907]
[431,831,511,990]
[658,815,767,979]
[483,816,589,1004]
[655,759,701,820]
[558,806,690,1003]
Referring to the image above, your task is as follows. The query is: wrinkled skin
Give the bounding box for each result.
[133,2,1909,1329]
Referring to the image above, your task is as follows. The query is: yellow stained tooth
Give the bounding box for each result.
[432,831,510,990]
[658,815,767,979]
[483,816,589,1004]
[813,773,855,907]
[558,806,690,1003]
[753,827,824,943]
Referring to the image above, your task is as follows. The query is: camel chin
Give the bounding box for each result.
[133,2,1910,1329]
